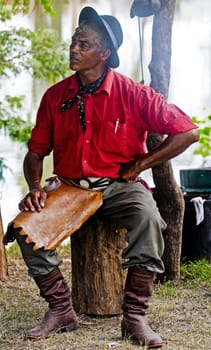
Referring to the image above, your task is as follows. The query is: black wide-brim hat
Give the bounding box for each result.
[79,6,123,68]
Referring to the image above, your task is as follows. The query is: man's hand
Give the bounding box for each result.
[18,187,47,212]
[119,160,140,182]
[19,150,46,212]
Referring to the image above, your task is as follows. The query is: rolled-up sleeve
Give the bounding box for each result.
[139,87,198,135]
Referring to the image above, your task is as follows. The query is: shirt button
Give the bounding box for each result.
[83,160,88,164]
[85,139,90,144]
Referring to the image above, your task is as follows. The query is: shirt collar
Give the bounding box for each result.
[97,68,114,95]
[67,68,114,96]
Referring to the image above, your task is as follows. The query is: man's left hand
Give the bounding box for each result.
[119,160,140,182]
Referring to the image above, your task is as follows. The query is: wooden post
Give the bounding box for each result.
[0,205,8,281]
[71,217,127,315]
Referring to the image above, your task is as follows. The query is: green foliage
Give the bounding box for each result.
[38,0,56,16]
[0,26,69,81]
[0,0,56,20]
[0,0,31,18]
[192,114,211,158]
[0,95,34,143]
[0,0,69,80]
[0,28,30,77]
[30,30,69,82]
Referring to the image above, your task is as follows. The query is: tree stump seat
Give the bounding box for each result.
[71,217,127,315]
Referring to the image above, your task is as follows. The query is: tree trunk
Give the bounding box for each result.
[148,0,184,281]
[147,135,184,281]
[71,217,127,315]
[0,205,8,281]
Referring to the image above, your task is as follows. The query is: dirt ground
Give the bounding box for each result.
[0,257,210,350]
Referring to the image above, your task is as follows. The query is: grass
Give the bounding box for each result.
[0,243,210,350]
[180,259,211,286]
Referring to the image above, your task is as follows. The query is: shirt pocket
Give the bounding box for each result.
[94,119,127,154]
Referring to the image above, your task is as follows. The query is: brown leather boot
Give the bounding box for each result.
[121,266,162,348]
[27,267,77,340]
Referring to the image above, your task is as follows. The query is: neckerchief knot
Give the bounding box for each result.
[60,68,108,132]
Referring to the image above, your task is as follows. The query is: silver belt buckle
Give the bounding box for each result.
[79,177,111,190]
[79,178,92,189]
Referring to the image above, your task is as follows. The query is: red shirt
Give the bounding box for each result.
[28,69,197,178]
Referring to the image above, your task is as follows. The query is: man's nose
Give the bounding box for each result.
[70,42,80,52]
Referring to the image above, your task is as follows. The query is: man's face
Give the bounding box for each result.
[69,26,107,72]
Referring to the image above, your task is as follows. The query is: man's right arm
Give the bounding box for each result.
[18,151,47,212]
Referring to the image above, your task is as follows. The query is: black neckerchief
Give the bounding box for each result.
[60,68,108,132]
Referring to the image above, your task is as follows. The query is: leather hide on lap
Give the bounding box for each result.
[4,178,103,250]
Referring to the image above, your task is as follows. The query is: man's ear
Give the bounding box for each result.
[100,48,111,63]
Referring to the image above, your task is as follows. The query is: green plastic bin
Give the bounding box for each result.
[180,168,211,193]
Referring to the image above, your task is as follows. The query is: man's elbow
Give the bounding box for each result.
[187,128,200,144]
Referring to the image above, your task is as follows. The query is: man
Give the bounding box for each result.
[16,6,199,349]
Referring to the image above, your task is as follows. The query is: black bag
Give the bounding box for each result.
[182,196,211,261]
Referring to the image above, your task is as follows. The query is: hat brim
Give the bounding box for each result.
[79,6,119,68]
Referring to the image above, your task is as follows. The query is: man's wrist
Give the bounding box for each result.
[29,180,42,191]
